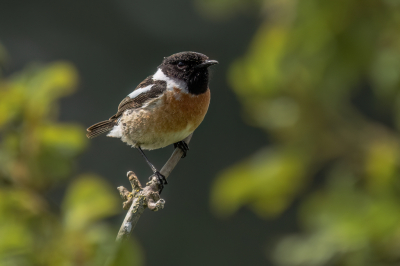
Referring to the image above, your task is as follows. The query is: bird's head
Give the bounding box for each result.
[158,51,218,94]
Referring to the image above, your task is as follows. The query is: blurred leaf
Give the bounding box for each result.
[211,148,310,218]
[0,61,87,189]
[15,62,78,121]
[229,24,289,99]
[203,0,400,265]
[0,84,24,128]
[0,187,56,265]
[37,124,86,155]
[62,174,119,231]
[0,56,143,265]
[365,139,399,194]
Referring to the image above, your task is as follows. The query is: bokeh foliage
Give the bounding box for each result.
[0,49,142,266]
[203,0,400,265]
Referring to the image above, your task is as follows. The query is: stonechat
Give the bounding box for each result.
[87,51,218,192]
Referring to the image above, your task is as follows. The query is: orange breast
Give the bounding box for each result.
[119,88,210,149]
[156,87,210,133]
[120,88,210,150]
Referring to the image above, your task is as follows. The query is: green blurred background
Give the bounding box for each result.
[1,0,400,265]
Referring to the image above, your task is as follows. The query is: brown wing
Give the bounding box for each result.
[116,76,154,110]
[87,77,166,138]
[109,79,167,120]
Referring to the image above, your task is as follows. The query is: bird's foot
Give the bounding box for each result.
[149,171,168,194]
[174,141,190,158]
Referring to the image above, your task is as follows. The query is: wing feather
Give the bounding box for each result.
[109,78,167,120]
[86,76,167,138]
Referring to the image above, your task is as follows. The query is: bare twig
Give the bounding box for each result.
[115,133,193,243]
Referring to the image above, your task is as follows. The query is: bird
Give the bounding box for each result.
[86,51,218,193]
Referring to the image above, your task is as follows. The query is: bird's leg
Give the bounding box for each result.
[173,141,190,158]
[137,147,167,193]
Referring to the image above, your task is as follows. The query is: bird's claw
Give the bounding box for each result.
[149,171,167,194]
[174,141,190,158]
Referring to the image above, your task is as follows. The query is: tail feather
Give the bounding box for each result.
[86,120,116,138]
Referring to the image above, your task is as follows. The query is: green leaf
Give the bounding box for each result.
[62,174,119,231]
[211,148,310,218]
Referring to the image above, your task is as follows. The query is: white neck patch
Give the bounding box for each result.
[153,68,188,93]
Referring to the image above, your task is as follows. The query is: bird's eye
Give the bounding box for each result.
[177,61,186,69]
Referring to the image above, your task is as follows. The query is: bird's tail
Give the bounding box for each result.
[86,120,116,138]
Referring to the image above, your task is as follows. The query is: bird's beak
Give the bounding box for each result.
[196,60,219,68]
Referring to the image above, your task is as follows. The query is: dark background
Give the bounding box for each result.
[0,1,287,265]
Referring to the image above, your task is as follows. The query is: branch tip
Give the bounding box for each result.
[115,133,193,243]
[127,171,142,190]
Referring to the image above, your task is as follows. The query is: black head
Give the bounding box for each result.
[158,51,218,95]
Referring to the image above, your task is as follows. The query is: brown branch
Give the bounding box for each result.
[115,133,193,243]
